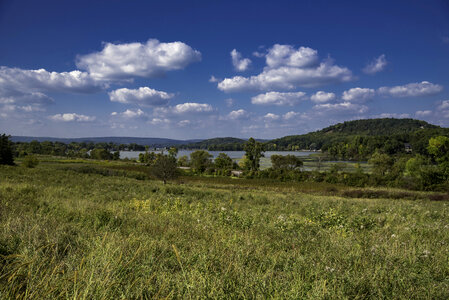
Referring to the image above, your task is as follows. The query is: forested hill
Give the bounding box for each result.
[266,118,448,158]
[318,118,437,136]
[180,137,247,150]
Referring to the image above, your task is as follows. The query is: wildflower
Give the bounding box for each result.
[421,250,431,258]
[391,234,397,238]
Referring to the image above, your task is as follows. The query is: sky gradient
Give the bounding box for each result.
[1,0,449,139]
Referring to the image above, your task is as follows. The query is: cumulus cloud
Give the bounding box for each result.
[437,100,449,110]
[265,45,318,69]
[0,67,103,94]
[218,45,353,92]
[378,81,443,97]
[111,108,147,119]
[231,49,251,72]
[283,111,301,120]
[154,102,214,117]
[313,102,369,115]
[363,54,387,74]
[49,113,96,122]
[226,109,249,120]
[264,113,280,121]
[342,87,376,102]
[415,110,433,117]
[310,91,336,103]
[76,39,201,80]
[251,91,307,106]
[108,87,173,106]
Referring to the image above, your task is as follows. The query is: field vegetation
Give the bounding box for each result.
[1,157,449,298]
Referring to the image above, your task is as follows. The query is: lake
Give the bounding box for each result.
[120,150,316,160]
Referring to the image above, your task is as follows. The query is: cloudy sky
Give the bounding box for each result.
[1,0,449,139]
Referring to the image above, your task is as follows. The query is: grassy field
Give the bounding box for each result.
[1,160,448,298]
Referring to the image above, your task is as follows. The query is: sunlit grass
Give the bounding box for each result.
[0,162,448,298]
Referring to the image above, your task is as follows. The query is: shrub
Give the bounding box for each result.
[22,155,39,168]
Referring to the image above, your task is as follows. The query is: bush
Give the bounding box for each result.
[22,155,39,168]
[0,134,14,165]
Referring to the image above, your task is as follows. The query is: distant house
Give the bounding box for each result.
[231,170,243,177]
[404,143,412,153]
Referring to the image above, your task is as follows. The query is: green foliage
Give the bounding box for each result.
[214,153,233,170]
[428,136,449,163]
[190,150,213,173]
[138,151,156,165]
[177,155,189,167]
[90,148,113,160]
[181,137,246,151]
[22,154,39,168]
[244,138,264,171]
[271,154,303,170]
[0,134,14,165]
[150,154,179,184]
[369,150,394,176]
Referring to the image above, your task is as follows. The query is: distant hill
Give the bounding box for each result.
[180,137,247,151]
[267,118,447,153]
[11,136,202,147]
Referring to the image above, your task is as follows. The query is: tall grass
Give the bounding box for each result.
[0,163,448,298]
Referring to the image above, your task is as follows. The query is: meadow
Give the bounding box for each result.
[1,159,448,299]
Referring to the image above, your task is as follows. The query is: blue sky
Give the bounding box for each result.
[1,0,449,139]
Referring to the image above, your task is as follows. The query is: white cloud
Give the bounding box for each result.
[111,108,147,119]
[415,110,433,117]
[177,120,191,127]
[265,44,318,69]
[49,113,96,122]
[310,91,336,103]
[375,113,410,119]
[171,102,213,114]
[363,54,387,74]
[263,113,280,121]
[252,51,265,58]
[108,87,173,106]
[313,102,369,115]
[251,91,307,106]
[0,67,103,94]
[226,109,249,120]
[209,75,220,82]
[231,49,251,72]
[437,100,449,110]
[218,50,353,92]
[154,102,214,117]
[283,111,300,120]
[378,81,443,97]
[342,87,375,102]
[76,39,201,80]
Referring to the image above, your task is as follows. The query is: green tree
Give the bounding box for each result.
[90,148,113,160]
[428,136,449,163]
[369,150,394,176]
[190,150,213,173]
[168,147,178,158]
[244,138,264,171]
[271,154,303,170]
[0,134,14,165]
[214,153,233,170]
[150,154,178,184]
[177,155,190,167]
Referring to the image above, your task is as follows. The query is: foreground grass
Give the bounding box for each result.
[1,163,448,299]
